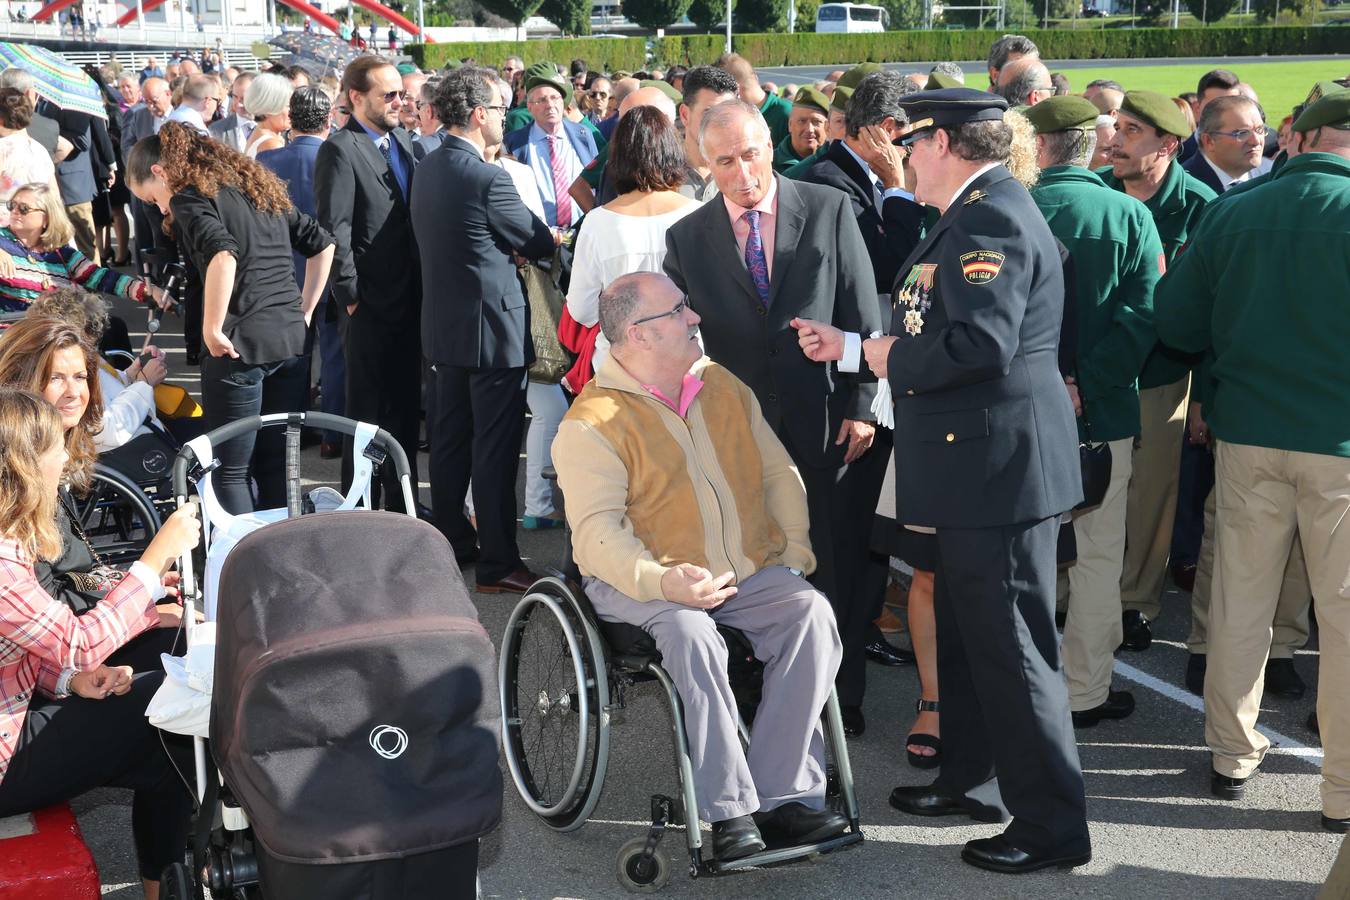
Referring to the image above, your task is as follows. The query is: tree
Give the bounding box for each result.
[540,0,592,32]
[688,0,728,29]
[1183,0,1238,22]
[1250,0,1319,21]
[622,0,694,28]
[476,0,544,25]
[878,0,924,28]
[997,0,1076,26]
[734,0,788,30]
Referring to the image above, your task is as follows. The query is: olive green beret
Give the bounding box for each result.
[792,85,830,116]
[396,62,419,76]
[1292,88,1350,132]
[925,71,962,91]
[1302,80,1348,107]
[837,63,882,91]
[1024,95,1100,134]
[1118,90,1190,138]
[829,84,853,114]
[640,79,683,104]
[525,63,571,105]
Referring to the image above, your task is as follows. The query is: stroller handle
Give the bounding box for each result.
[171,412,413,498]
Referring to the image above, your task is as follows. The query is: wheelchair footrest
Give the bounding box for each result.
[704,829,864,874]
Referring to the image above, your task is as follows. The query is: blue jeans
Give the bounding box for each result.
[199,354,309,515]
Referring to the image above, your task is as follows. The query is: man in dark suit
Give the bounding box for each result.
[1182,94,1269,196]
[411,66,557,594]
[794,89,1089,875]
[796,69,928,696]
[315,56,422,513]
[259,86,345,458]
[120,76,171,268]
[208,72,254,152]
[501,65,598,228]
[663,99,883,737]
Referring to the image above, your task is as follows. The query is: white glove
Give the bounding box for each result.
[870,378,894,430]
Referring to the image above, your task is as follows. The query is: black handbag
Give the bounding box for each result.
[1075,415,1112,511]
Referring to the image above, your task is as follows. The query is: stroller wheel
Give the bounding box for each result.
[160,861,202,900]
[615,836,672,893]
[500,577,610,832]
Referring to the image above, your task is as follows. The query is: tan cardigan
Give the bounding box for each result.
[552,355,815,602]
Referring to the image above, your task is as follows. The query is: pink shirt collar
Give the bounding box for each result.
[721,172,779,221]
[641,373,705,418]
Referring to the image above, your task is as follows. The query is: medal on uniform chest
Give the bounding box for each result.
[894,263,936,336]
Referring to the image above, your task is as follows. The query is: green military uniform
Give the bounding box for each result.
[774,134,806,172]
[759,90,792,146]
[1153,89,1350,820]
[504,104,532,133]
[773,86,830,173]
[1096,91,1219,625]
[1028,95,1164,716]
[783,85,851,180]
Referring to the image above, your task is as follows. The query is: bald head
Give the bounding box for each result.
[141,76,172,116]
[600,272,677,347]
[619,86,677,121]
[998,57,1053,107]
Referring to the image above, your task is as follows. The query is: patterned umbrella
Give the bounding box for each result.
[267,33,362,74]
[0,42,107,120]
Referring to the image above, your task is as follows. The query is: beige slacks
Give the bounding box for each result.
[65,201,98,265]
[1188,481,1312,658]
[1206,441,1350,820]
[1062,438,1134,711]
[1322,836,1350,900]
[1120,376,1189,619]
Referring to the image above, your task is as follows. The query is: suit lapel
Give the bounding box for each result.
[894,166,1009,289]
[345,119,407,208]
[702,199,763,309]
[768,175,805,308]
[829,142,878,210]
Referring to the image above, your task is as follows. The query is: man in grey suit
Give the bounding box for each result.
[121,76,171,266]
[663,99,883,737]
[410,66,556,594]
[208,72,254,152]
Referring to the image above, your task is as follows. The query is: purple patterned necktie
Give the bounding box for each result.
[743,209,770,307]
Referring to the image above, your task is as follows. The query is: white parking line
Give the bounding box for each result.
[1114,659,1323,767]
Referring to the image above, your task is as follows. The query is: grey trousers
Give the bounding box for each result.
[585,566,842,823]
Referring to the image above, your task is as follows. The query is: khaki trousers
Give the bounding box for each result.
[1206,441,1350,819]
[65,202,98,265]
[1061,438,1134,710]
[1188,482,1312,658]
[1120,376,1189,619]
[1322,836,1350,900]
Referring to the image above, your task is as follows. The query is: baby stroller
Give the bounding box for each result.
[155,412,501,899]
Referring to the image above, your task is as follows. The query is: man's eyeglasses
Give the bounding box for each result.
[481,104,509,115]
[335,106,351,116]
[6,201,39,216]
[415,100,428,111]
[1208,125,1267,141]
[589,90,610,99]
[897,128,934,148]
[378,90,401,103]
[631,298,687,327]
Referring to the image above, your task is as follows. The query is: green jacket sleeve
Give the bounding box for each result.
[1076,214,1162,403]
[1154,226,1216,354]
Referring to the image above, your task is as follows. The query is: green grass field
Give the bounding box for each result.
[1051,58,1350,119]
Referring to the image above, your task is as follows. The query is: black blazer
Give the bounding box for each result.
[411,136,555,369]
[314,119,421,326]
[1182,150,1227,196]
[884,166,1082,528]
[797,140,926,294]
[664,175,882,470]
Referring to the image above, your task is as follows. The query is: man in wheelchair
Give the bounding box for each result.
[553,272,849,862]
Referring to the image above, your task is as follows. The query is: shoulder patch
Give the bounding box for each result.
[964,190,988,205]
[960,250,1006,285]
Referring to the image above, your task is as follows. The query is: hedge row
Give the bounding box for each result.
[409,37,647,72]
[410,26,1349,72]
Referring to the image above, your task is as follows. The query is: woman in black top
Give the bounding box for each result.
[127,122,335,514]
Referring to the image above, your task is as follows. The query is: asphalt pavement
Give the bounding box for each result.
[80,289,1342,898]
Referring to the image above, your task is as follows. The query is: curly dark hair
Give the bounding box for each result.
[126,121,292,216]
[0,87,34,131]
[609,106,685,195]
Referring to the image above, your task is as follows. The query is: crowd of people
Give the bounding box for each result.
[0,32,1346,895]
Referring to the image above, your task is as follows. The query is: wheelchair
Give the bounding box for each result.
[498,476,863,893]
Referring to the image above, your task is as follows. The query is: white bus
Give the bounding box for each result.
[815,2,888,32]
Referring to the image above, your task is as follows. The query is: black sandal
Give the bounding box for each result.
[906,699,941,770]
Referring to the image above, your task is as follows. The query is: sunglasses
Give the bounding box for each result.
[377,90,401,103]
[6,200,40,216]
[335,106,351,115]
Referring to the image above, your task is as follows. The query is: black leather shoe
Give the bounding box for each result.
[711,815,765,861]
[1211,770,1249,800]
[1171,561,1197,593]
[1119,610,1152,651]
[1071,690,1135,728]
[888,786,1004,823]
[960,835,1091,874]
[1264,657,1306,699]
[1322,814,1350,834]
[864,637,916,666]
[754,802,849,846]
[1054,610,1067,629]
[1309,709,1320,737]
[841,704,865,738]
[1185,653,1206,696]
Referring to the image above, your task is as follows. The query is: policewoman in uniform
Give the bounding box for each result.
[1154,88,1350,831]
[1026,96,1164,727]
[1098,92,1216,648]
[792,88,1089,874]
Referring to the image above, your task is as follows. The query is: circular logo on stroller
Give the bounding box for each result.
[369,725,409,760]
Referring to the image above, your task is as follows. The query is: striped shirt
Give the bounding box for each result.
[0,538,161,779]
[0,227,150,313]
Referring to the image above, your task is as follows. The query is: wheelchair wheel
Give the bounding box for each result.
[70,464,163,567]
[500,576,610,832]
[615,836,671,893]
[160,861,202,900]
